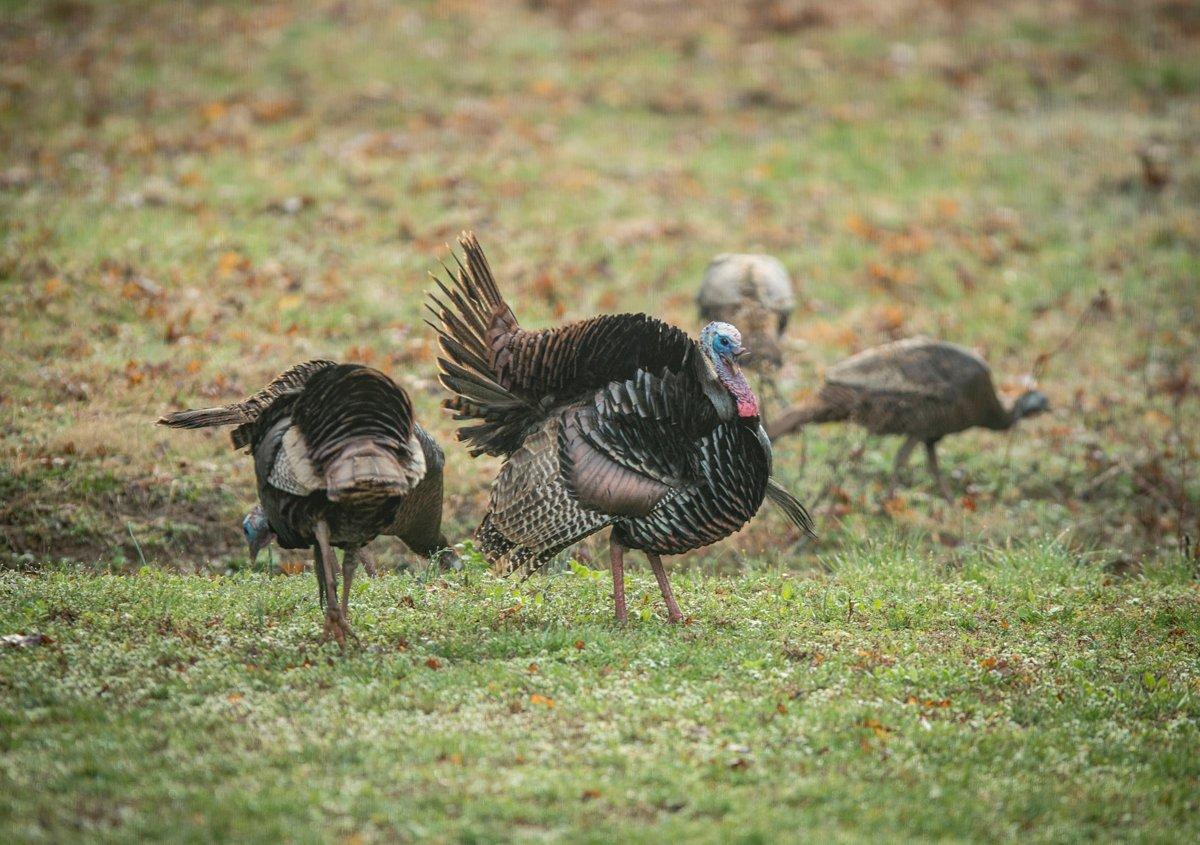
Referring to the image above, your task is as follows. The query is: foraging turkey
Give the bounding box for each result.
[766,337,1049,499]
[429,233,813,624]
[696,253,796,373]
[158,361,452,645]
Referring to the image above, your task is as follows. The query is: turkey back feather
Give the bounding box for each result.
[427,232,697,457]
[288,365,417,501]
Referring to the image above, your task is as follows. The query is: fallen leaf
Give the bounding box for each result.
[251,97,302,124]
[216,251,248,278]
[425,657,442,670]
[124,360,145,386]
[859,717,892,739]
[200,100,228,123]
[529,693,555,708]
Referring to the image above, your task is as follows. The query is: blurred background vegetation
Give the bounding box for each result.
[1,0,1197,574]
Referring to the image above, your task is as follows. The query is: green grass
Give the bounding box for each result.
[2,547,1198,842]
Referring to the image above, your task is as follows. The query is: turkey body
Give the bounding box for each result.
[474,387,774,570]
[248,388,447,560]
[768,337,1048,498]
[159,361,451,644]
[430,233,812,623]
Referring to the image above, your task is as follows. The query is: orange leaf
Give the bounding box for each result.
[529,693,555,708]
[201,101,228,123]
[844,212,879,241]
[936,197,960,219]
[216,251,248,278]
[425,657,442,670]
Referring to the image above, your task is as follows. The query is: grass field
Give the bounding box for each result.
[1,0,1198,841]
[3,549,1199,842]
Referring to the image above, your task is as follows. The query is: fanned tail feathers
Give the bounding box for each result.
[765,477,817,538]
[426,232,533,456]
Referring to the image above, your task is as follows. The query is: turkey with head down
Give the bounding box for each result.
[429,233,814,624]
[767,336,1049,500]
[158,361,453,646]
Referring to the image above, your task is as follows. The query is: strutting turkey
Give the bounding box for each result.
[428,233,814,624]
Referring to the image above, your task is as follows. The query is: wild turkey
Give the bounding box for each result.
[766,337,1049,499]
[158,361,452,645]
[429,233,813,624]
[696,253,796,373]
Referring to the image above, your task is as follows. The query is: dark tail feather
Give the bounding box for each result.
[156,406,249,430]
[765,477,817,539]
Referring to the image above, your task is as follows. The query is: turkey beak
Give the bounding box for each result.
[732,345,749,375]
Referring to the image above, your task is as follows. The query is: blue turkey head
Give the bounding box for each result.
[699,321,759,419]
[242,505,275,564]
[701,321,747,366]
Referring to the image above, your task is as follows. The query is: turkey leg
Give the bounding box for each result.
[358,547,378,578]
[646,552,683,623]
[341,547,358,620]
[313,519,349,648]
[887,436,919,499]
[339,547,362,646]
[312,544,327,610]
[610,537,628,625]
[924,440,953,502]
